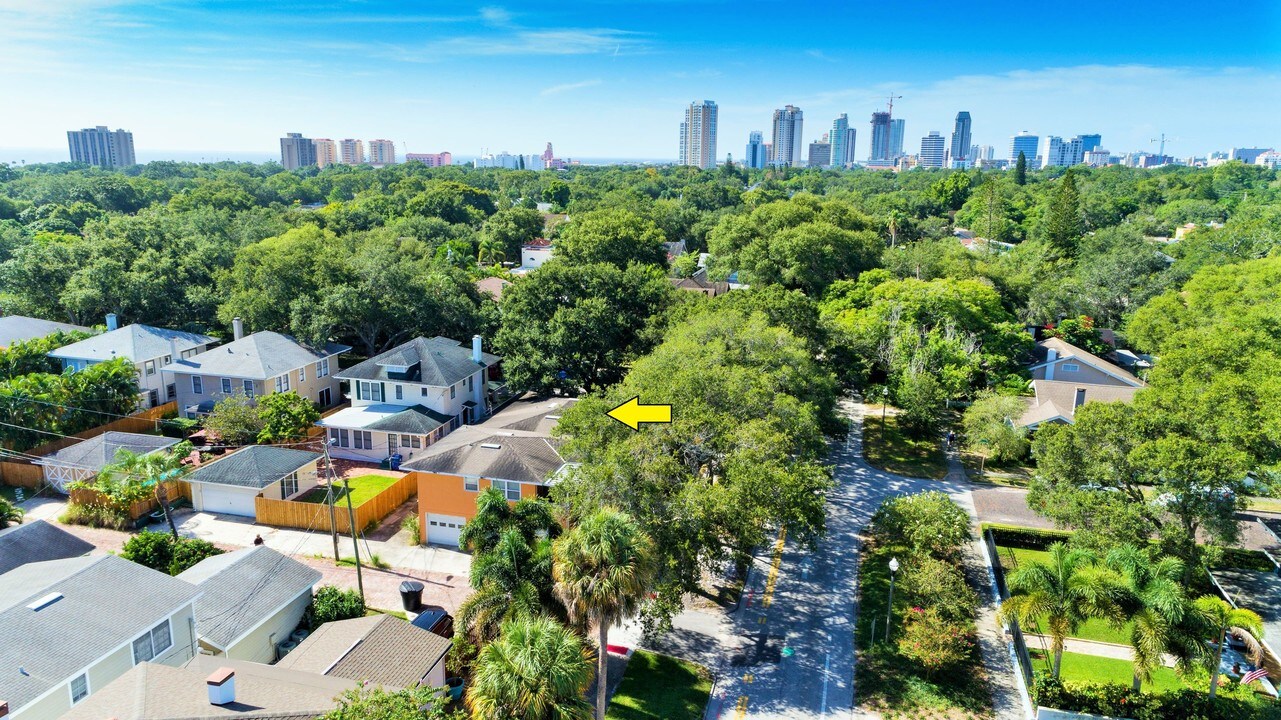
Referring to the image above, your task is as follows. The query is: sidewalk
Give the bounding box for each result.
[1021,633,1172,667]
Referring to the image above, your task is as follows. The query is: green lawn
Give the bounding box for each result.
[296,474,399,507]
[1030,649,1186,694]
[857,644,993,720]
[863,411,949,480]
[997,545,1133,645]
[605,650,711,720]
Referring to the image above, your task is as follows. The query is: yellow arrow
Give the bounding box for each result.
[606,396,672,431]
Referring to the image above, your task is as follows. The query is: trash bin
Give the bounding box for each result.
[399,580,424,612]
[389,453,403,471]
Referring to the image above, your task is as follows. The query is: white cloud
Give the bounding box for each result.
[540,79,602,96]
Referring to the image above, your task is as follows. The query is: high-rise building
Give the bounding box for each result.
[313,139,337,168]
[977,145,996,161]
[67,126,135,168]
[279,133,317,170]
[338,139,364,165]
[1084,149,1111,167]
[1078,134,1102,152]
[919,132,946,168]
[807,140,832,168]
[770,105,804,167]
[678,100,718,169]
[1010,131,1040,169]
[1231,148,1271,164]
[830,114,856,168]
[368,139,396,165]
[405,152,452,167]
[890,119,906,159]
[745,131,767,169]
[869,112,892,162]
[949,112,972,164]
[1042,136,1086,167]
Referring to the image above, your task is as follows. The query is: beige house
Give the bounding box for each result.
[1018,337,1148,428]
[183,446,322,519]
[177,547,321,663]
[164,324,349,419]
[0,555,200,720]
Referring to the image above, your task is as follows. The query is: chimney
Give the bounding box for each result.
[206,667,236,705]
[1073,388,1087,410]
[169,337,178,364]
[472,335,482,364]
[232,317,244,341]
[105,313,118,331]
[1044,347,1057,381]
[0,700,9,718]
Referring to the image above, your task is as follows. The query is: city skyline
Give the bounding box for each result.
[2,1,1279,162]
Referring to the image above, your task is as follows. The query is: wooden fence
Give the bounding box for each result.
[68,480,190,521]
[1,402,179,488]
[254,472,417,534]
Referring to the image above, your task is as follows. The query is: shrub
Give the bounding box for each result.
[160,417,201,439]
[60,502,131,530]
[402,514,421,545]
[1031,674,1275,720]
[870,491,971,561]
[256,391,320,443]
[307,585,365,628]
[203,393,264,445]
[983,523,1073,550]
[167,537,222,575]
[120,531,224,575]
[897,607,973,679]
[0,496,23,528]
[900,556,978,623]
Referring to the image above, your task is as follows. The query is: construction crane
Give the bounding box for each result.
[885,93,903,116]
[1150,133,1175,157]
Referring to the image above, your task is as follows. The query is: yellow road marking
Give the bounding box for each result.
[744,672,754,683]
[758,615,766,624]
[761,527,787,609]
[734,695,749,719]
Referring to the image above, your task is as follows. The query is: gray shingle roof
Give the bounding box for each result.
[48,323,214,363]
[35,431,179,473]
[0,520,94,575]
[365,404,454,435]
[176,547,321,650]
[402,429,565,484]
[59,656,357,720]
[0,315,89,348]
[0,555,201,713]
[184,446,321,489]
[166,331,349,380]
[337,336,499,387]
[276,615,449,689]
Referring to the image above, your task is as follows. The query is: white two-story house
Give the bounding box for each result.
[47,314,215,409]
[319,336,500,463]
[164,321,349,419]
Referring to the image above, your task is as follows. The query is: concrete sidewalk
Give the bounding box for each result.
[1022,633,1174,667]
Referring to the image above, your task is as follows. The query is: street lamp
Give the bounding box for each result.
[885,557,900,642]
[880,387,889,446]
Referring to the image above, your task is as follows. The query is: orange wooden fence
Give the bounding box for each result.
[254,472,417,534]
[68,479,190,520]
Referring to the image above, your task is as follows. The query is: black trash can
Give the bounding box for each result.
[399,580,424,612]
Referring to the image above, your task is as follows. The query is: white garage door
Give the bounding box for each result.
[199,485,257,518]
[426,514,466,546]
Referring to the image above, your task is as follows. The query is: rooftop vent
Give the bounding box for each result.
[546,415,561,420]
[206,667,236,706]
[480,443,502,449]
[26,593,64,611]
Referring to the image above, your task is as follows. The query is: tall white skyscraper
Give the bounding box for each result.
[745,131,767,169]
[679,100,719,169]
[368,139,396,165]
[1042,136,1086,167]
[950,112,972,163]
[770,105,805,167]
[67,126,135,168]
[890,119,906,159]
[920,132,946,168]
[1010,131,1040,169]
[830,114,856,168]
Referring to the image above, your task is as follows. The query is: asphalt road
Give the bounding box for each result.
[700,399,974,719]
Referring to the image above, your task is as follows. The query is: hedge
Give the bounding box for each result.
[1033,674,1280,720]
[981,523,1073,550]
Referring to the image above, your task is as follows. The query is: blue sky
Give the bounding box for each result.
[1,0,1278,163]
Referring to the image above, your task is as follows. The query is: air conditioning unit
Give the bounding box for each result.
[276,639,298,659]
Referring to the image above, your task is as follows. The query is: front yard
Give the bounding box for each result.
[605,650,711,720]
[1030,649,1185,693]
[862,409,949,480]
[296,474,400,507]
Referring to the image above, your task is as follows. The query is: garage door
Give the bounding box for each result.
[426,514,466,546]
[199,485,257,517]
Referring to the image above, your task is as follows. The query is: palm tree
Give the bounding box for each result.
[0,496,23,529]
[1195,595,1265,698]
[553,509,657,720]
[998,542,1123,679]
[467,617,593,720]
[477,236,507,267]
[1105,545,1206,690]
[456,528,564,643]
[460,488,558,554]
[98,447,186,540]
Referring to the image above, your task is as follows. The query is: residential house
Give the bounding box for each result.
[33,432,179,493]
[319,336,500,463]
[58,656,357,720]
[274,615,450,690]
[0,316,89,350]
[405,395,575,546]
[47,314,215,409]
[670,269,730,298]
[0,520,94,575]
[0,555,200,720]
[183,446,321,518]
[474,276,511,301]
[512,238,553,274]
[176,547,321,663]
[164,323,349,419]
[1017,337,1148,428]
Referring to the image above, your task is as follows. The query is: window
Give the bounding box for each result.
[162,354,171,365]
[329,428,350,448]
[395,384,403,400]
[318,388,331,406]
[468,376,474,392]
[464,477,479,492]
[148,389,159,407]
[70,674,89,704]
[131,619,173,664]
[450,385,456,399]
[243,380,255,398]
[358,381,383,402]
[166,383,176,401]
[354,431,372,450]
[143,360,156,376]
[1062,363,1080,372]
[298,364,305,383]
[192,376,203,395]
[181,348,196,359]
[490,479,521,501]
[221,378,232,394]
[401,435,411,448]
[410,436,421,448]
[421,387,430,397]
[315,358,330,378]
[275,373,291,393]
[282,471,298,498]
[388,434,398,449]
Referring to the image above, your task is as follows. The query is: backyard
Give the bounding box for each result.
[605,650,711,720]
[296,474,400,507]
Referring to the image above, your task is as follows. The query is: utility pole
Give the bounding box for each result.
[323,440,340,561]
[344,474,364,603]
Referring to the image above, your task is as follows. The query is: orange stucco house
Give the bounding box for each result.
[403,396,577,547]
